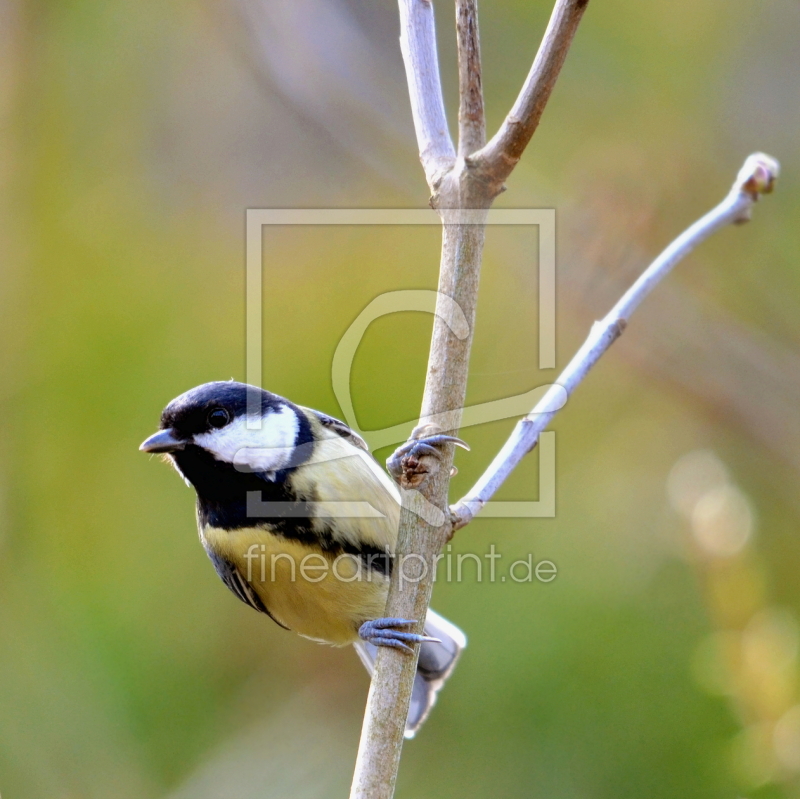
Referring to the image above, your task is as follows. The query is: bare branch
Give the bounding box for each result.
[451,153,780,529]
[398,0,456,190]
[350,7,489,798]
[350,215,489,799]
[456,0,485,157]
[470,0,589,191]
[351,6,778,799]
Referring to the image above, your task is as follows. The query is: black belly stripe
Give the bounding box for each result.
[359,549,392,576]
[199,497,393,577]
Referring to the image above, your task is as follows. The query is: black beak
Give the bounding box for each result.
[140,429,185,454]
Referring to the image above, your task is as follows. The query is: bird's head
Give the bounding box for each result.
[140,381,308,480]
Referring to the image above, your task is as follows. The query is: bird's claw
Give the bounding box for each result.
[358,617,441,654]
[386,424,469,489]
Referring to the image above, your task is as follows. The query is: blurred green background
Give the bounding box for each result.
[2,0,800,797]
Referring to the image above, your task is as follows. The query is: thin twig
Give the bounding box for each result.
[451,153,780,530]
[456,0,485,157]
[469,0,590,193]
[398,0,456,191]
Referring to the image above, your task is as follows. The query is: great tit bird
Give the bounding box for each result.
[140,381,466,736]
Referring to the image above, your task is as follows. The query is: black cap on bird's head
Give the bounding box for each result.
[139,381,309,489]
[139,381,281,454]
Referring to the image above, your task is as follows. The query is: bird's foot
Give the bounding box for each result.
[386,424,469,489]
[358,617,441,654]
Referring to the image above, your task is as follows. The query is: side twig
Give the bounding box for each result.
[398,0,456,192]
[456,0,485,157]
[469,0,590,195]
[451,153,780,530]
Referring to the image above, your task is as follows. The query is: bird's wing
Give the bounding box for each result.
[304,408,369,452]
[205,548,290,629]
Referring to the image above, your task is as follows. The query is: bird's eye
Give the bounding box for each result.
[207,408,230,429]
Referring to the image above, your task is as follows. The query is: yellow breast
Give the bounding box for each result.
[202,524,391,646]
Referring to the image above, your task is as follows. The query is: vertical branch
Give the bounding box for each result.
[350,224,489,799]
[456,0,485,157]
[350,3,487,797]
[350,207,489,799]
[351,0,588,796]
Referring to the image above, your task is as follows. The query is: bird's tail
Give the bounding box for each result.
[353,608,466,738]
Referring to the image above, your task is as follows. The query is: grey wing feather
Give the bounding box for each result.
[205,548,290,630]
[306,408,369,452]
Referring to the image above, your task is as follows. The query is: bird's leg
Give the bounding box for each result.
[358,618,441,654]
[386,423,469,490]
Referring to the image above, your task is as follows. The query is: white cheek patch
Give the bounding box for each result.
[193,405,300,475]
